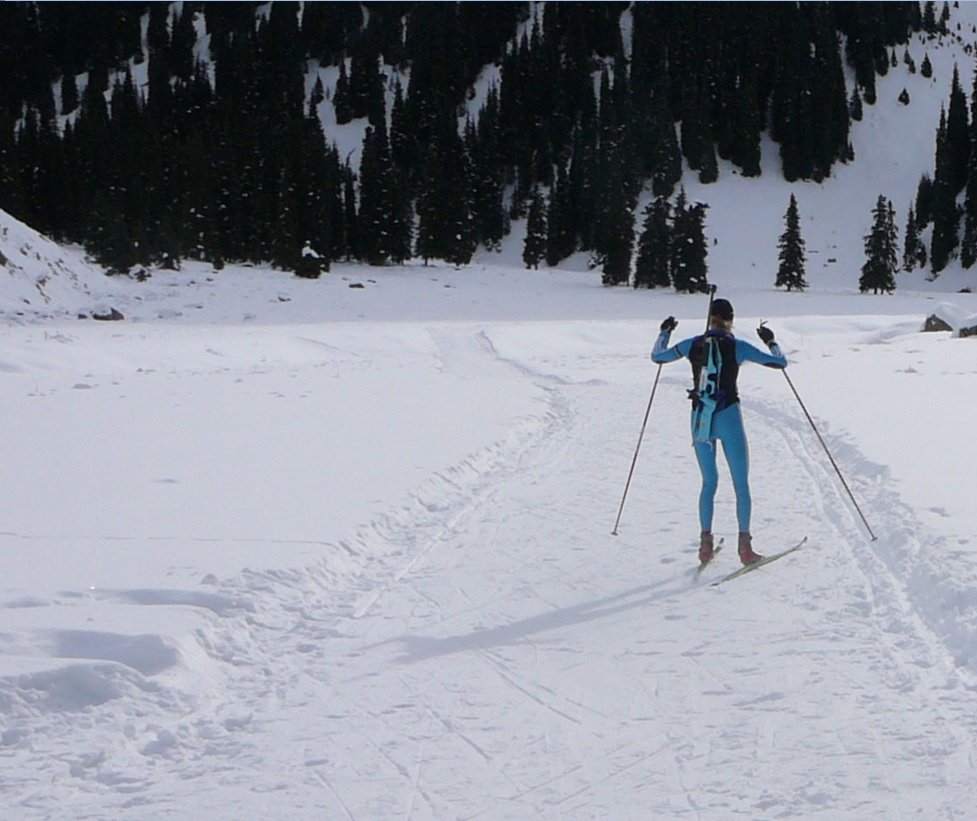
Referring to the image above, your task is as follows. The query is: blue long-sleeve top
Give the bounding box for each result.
[653,328,787,410]
[652,330,787,369]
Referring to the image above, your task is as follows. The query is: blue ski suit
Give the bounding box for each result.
[652,328,787,533]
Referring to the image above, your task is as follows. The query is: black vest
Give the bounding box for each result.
[688,332,739,410]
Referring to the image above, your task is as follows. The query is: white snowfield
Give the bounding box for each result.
[5,8,977,814]
[1,242,977,819]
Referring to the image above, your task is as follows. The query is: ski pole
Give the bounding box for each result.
[781,369,878,542]
[612,284,717,536]
[612,362,662,536]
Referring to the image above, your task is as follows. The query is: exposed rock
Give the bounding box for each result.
[923,314,953,332]
[92,306,124,321]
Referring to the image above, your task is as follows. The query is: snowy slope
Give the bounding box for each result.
[0,210,108,320]
[4,6,977,820]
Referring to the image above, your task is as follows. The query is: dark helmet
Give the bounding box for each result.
[711,298,734,321]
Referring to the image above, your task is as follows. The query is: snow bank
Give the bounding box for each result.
[0,209,109,320]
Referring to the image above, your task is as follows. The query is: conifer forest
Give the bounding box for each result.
[0,2,971,290]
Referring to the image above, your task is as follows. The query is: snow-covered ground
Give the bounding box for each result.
[4,8,977,820]
[3,227,977,819]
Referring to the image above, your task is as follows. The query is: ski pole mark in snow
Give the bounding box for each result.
[744,390,977,680]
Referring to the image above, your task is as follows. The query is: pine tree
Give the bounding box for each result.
[946,65,970,193]
[860,195,899,293]
[915,173,935,227]
[416,121,475,266]
[334,61,353,124]
[776,194,808,291]
[523,189,547,270]
[931,108,959,274]
[357,126,394,265]
[961,170,977,269]
[903,204,927,271]
[670,191,710,293]
[342,164,358,261]
[633,197,671,289]
[600,193,634,286]
[849,87,864,121]
[545,164,575,266]
[467,91,506,252]
[921,53,933,79]
[61,69,79,116]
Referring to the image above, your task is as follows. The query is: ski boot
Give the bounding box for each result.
[699,531,714,564]
[738,532,764,565]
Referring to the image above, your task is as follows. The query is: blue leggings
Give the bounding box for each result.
[693,404,751,532]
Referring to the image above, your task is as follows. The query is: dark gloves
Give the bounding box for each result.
[661,316,678,333]
[757,321,775,347]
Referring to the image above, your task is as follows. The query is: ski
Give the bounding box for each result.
[693,537,724,579]
[711,537,808,586]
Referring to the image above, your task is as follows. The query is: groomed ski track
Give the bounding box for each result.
[3,318,976,820]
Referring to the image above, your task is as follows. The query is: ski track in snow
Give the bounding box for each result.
[2,322,977,819]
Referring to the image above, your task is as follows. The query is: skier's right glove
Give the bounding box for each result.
[757,321,775,347]
[661,316,678,333]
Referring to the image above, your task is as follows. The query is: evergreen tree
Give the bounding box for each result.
[523,189,547,270]
[903,204,928,271]
[342,164,359,260]
[860,195,899,293]
[334,61,353,124]
[849,87,864,121]
[915,173,935,227]
[961,170,977,268]
[776,194,808,291]
[921,53,933,79]
[416,120,475,266]
[633,197,671,289]
[357,126,395,265]
[389,77,417,187]
[946,65,970,193]
[0,107,25,219]
[600,194,634,286]
[546,164,575,266]
[931,109,959,274]
[467,90,506,252]
[670,191,710,293]
[60,69,79,116]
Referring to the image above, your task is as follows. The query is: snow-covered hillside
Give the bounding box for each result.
[4,5,977,820]
[0,210,107,319]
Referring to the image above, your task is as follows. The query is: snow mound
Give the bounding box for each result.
[0,209,107,320]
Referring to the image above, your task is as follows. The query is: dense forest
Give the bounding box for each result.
[0,1,961,287]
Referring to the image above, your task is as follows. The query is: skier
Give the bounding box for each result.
[652,298,787,566]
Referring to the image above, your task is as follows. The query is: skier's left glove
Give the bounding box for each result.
[660,316,678,333]
[757,321,775,347]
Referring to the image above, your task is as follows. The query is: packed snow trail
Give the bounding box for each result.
[2,320,976,819]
